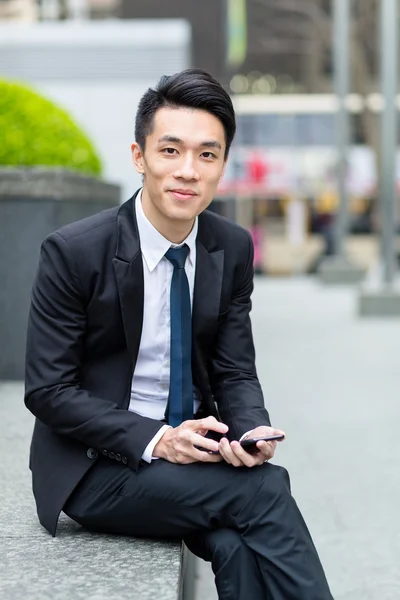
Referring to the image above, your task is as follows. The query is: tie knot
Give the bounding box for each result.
[165,244,189,269]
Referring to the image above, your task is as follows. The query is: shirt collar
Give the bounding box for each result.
[135,189,198,272]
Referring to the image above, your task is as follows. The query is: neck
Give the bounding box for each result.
[141,188,194,244]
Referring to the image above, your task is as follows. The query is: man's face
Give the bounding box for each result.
[131,106,227,237]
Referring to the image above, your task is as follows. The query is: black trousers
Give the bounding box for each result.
[64,457,333,600]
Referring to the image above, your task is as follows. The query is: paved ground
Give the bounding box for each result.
[2,276,399,599]
[195,276,400,600]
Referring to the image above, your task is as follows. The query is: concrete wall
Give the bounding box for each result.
[0,168,121,380]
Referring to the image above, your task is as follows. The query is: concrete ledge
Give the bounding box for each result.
[358,288,400,317]
[2,527,184,600]
[0,167,120,202]
[318,256,365,285]
[0,382,194,600]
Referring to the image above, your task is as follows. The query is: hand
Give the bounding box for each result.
[153,416,228,464]
[218,426,286,468]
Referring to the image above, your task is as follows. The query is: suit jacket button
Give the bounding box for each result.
[102,449,108,456]
[87,448,98,460]
[109,452,115,459]
[115,453,122,461]
[122,456,128,465]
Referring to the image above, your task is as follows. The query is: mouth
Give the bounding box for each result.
[169,189,198,201]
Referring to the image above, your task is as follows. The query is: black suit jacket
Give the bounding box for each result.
[25,190,270,536]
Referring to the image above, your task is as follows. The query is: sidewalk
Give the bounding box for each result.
[196,276,400,600]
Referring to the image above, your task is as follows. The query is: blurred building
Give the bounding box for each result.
[242,0,332,94]
[0,0,333,93]
[0,0,121,21]
[87,0,120,19]
[119,0,228,86]
[0,0,37,20]
[0,1,376,99]
[119,0,335,94]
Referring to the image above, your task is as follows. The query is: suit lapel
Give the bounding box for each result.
[112,191,144,369]
[192,213,224,416]
[193,213,224,342]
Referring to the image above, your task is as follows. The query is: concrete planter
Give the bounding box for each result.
[0,167,121,380]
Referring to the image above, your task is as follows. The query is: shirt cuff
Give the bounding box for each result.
[239,429,254,442]
[141,425,172,463]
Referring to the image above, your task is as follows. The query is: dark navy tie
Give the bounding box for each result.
[165,245,193,426]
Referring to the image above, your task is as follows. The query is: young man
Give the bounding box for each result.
[25,69,333,600]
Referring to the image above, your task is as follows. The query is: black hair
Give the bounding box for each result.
[135,68,236,159]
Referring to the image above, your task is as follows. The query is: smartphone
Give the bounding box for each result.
[195,433,284,455]
[240,434,285,454]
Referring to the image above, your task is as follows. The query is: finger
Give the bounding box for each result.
[186,416,229,435]
[221,448,243,467]
[193,448,223,463]
[192,433,220,453]
[176,437,220,462]
[255,440,276,460]
[230,441,259,468]
[218,439,232,465]
[219,438,244,467]
[238,441,275,467]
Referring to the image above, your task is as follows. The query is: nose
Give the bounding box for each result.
[174,153,199,181]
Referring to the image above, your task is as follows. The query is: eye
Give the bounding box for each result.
[162,147,178,155]
[201,151,217,159]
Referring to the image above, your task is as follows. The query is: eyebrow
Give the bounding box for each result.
[157,135,222,151]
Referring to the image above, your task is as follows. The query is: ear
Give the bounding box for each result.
[131,142,145,175]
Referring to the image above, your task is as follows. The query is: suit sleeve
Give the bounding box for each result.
[208,231,271,440]
[24,232,164,470]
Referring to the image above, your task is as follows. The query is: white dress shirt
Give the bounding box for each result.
[129,190,201,462]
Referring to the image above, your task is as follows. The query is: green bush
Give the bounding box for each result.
[0,79,102,176]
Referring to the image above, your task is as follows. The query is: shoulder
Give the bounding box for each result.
[200,209,252,248]
[37,205,120,275]
[40,205,121,260]
[54,205,119,243]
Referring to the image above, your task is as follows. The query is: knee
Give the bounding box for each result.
[209,528,250,571]
[211,528,244,556]
[263,463,292,496]
[187,528,245,563]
